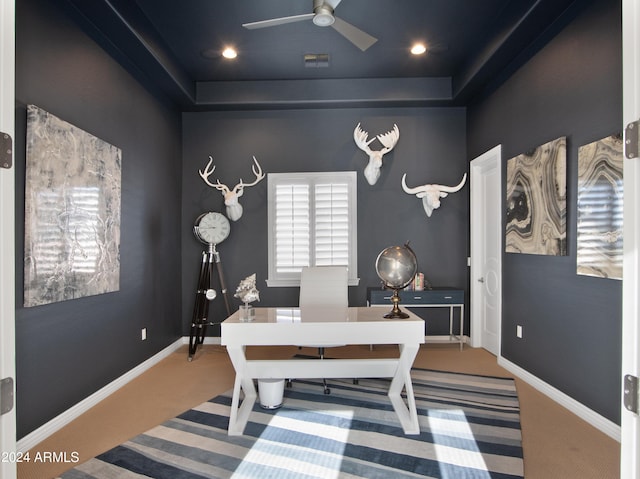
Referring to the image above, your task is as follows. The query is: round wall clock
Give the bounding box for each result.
[193,211,230,245]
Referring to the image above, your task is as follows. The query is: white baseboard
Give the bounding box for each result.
[425,334,467,344]
[17,339,184,453]
[180,336,467,346]
[498,356,621,442]
[20,337,617,453]
[182,336,221,345]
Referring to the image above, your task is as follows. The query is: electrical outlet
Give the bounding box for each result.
[516,325,523,339]
[141,328,147,341]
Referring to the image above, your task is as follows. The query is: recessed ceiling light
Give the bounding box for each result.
[222,47,238,59]
[411,43,427,55]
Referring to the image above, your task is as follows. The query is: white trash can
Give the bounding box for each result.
[258,379,285,409]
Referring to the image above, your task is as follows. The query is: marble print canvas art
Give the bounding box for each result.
[576,134,623,280]
[24,105,121,307]
[506,137,567,255]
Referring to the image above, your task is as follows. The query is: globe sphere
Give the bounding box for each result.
[375,244,418,289]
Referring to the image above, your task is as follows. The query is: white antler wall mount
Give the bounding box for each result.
[199,156,265,221]
[354,123,400,185]
[401,173,467,217]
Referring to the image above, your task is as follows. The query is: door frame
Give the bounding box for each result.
[470,145,502,353]
[621,0,640,475]
[0,0,17,477]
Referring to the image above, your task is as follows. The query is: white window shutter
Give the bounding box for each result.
[315,183,350,266]
[274,183,310,272]
[267,172,358,287]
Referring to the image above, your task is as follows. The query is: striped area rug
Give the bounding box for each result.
[60,368,523,478]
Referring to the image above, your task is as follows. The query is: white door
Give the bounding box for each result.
[0,0,16,477]
[621,0,640,475]
[470,145,502,356]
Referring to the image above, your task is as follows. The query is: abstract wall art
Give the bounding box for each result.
[506,136,567,255]
[24,105,122,307]
[576,134,623,280]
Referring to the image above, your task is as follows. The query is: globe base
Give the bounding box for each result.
[383,289,410,319]
[384,309,410,319]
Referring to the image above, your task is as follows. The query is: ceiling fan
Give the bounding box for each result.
[242,0,377,52]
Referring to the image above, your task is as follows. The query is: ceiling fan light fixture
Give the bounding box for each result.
[313,5,335,27]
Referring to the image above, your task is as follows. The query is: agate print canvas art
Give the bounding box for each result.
[24,105,122,307]
[506,137,567,255]
[577,134,623,280]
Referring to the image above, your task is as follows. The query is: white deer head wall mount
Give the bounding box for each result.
[199,156,265,221]
[401,173,467,217]
[353,123,400,185]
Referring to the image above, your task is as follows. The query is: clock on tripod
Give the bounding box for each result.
[188,211,232,360]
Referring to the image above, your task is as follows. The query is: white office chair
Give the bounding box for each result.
[299,265,348,309]
[296,265,349,394]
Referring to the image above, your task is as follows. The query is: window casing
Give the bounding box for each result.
[267,171,359,287]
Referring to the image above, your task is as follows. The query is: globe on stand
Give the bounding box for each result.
[375,243,418,318]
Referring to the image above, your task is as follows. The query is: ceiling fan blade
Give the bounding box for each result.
[331,16,377,51]
[243,13,314,30]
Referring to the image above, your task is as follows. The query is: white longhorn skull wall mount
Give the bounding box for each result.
[353,123,400,185]
[199,156,265,221]
[401,173,467,217]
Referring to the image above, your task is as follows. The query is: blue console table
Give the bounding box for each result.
[367,287,465,350]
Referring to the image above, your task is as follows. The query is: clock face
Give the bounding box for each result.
[194,212,230,245]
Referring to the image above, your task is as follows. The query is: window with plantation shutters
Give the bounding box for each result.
[267,172,359,287]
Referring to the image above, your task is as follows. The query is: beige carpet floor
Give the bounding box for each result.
[18,344,620,479]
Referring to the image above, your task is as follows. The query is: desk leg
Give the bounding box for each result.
[226,346,257,436]
[388,343,420,435]
[449,305,465,350]
[459,305,464,351]
[449,306,454,341]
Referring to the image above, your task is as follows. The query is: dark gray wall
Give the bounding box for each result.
[467,0,622,423]
[15,0,183,439]
[182,108,469,337]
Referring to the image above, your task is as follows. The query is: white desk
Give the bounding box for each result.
[220,306,425,436]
